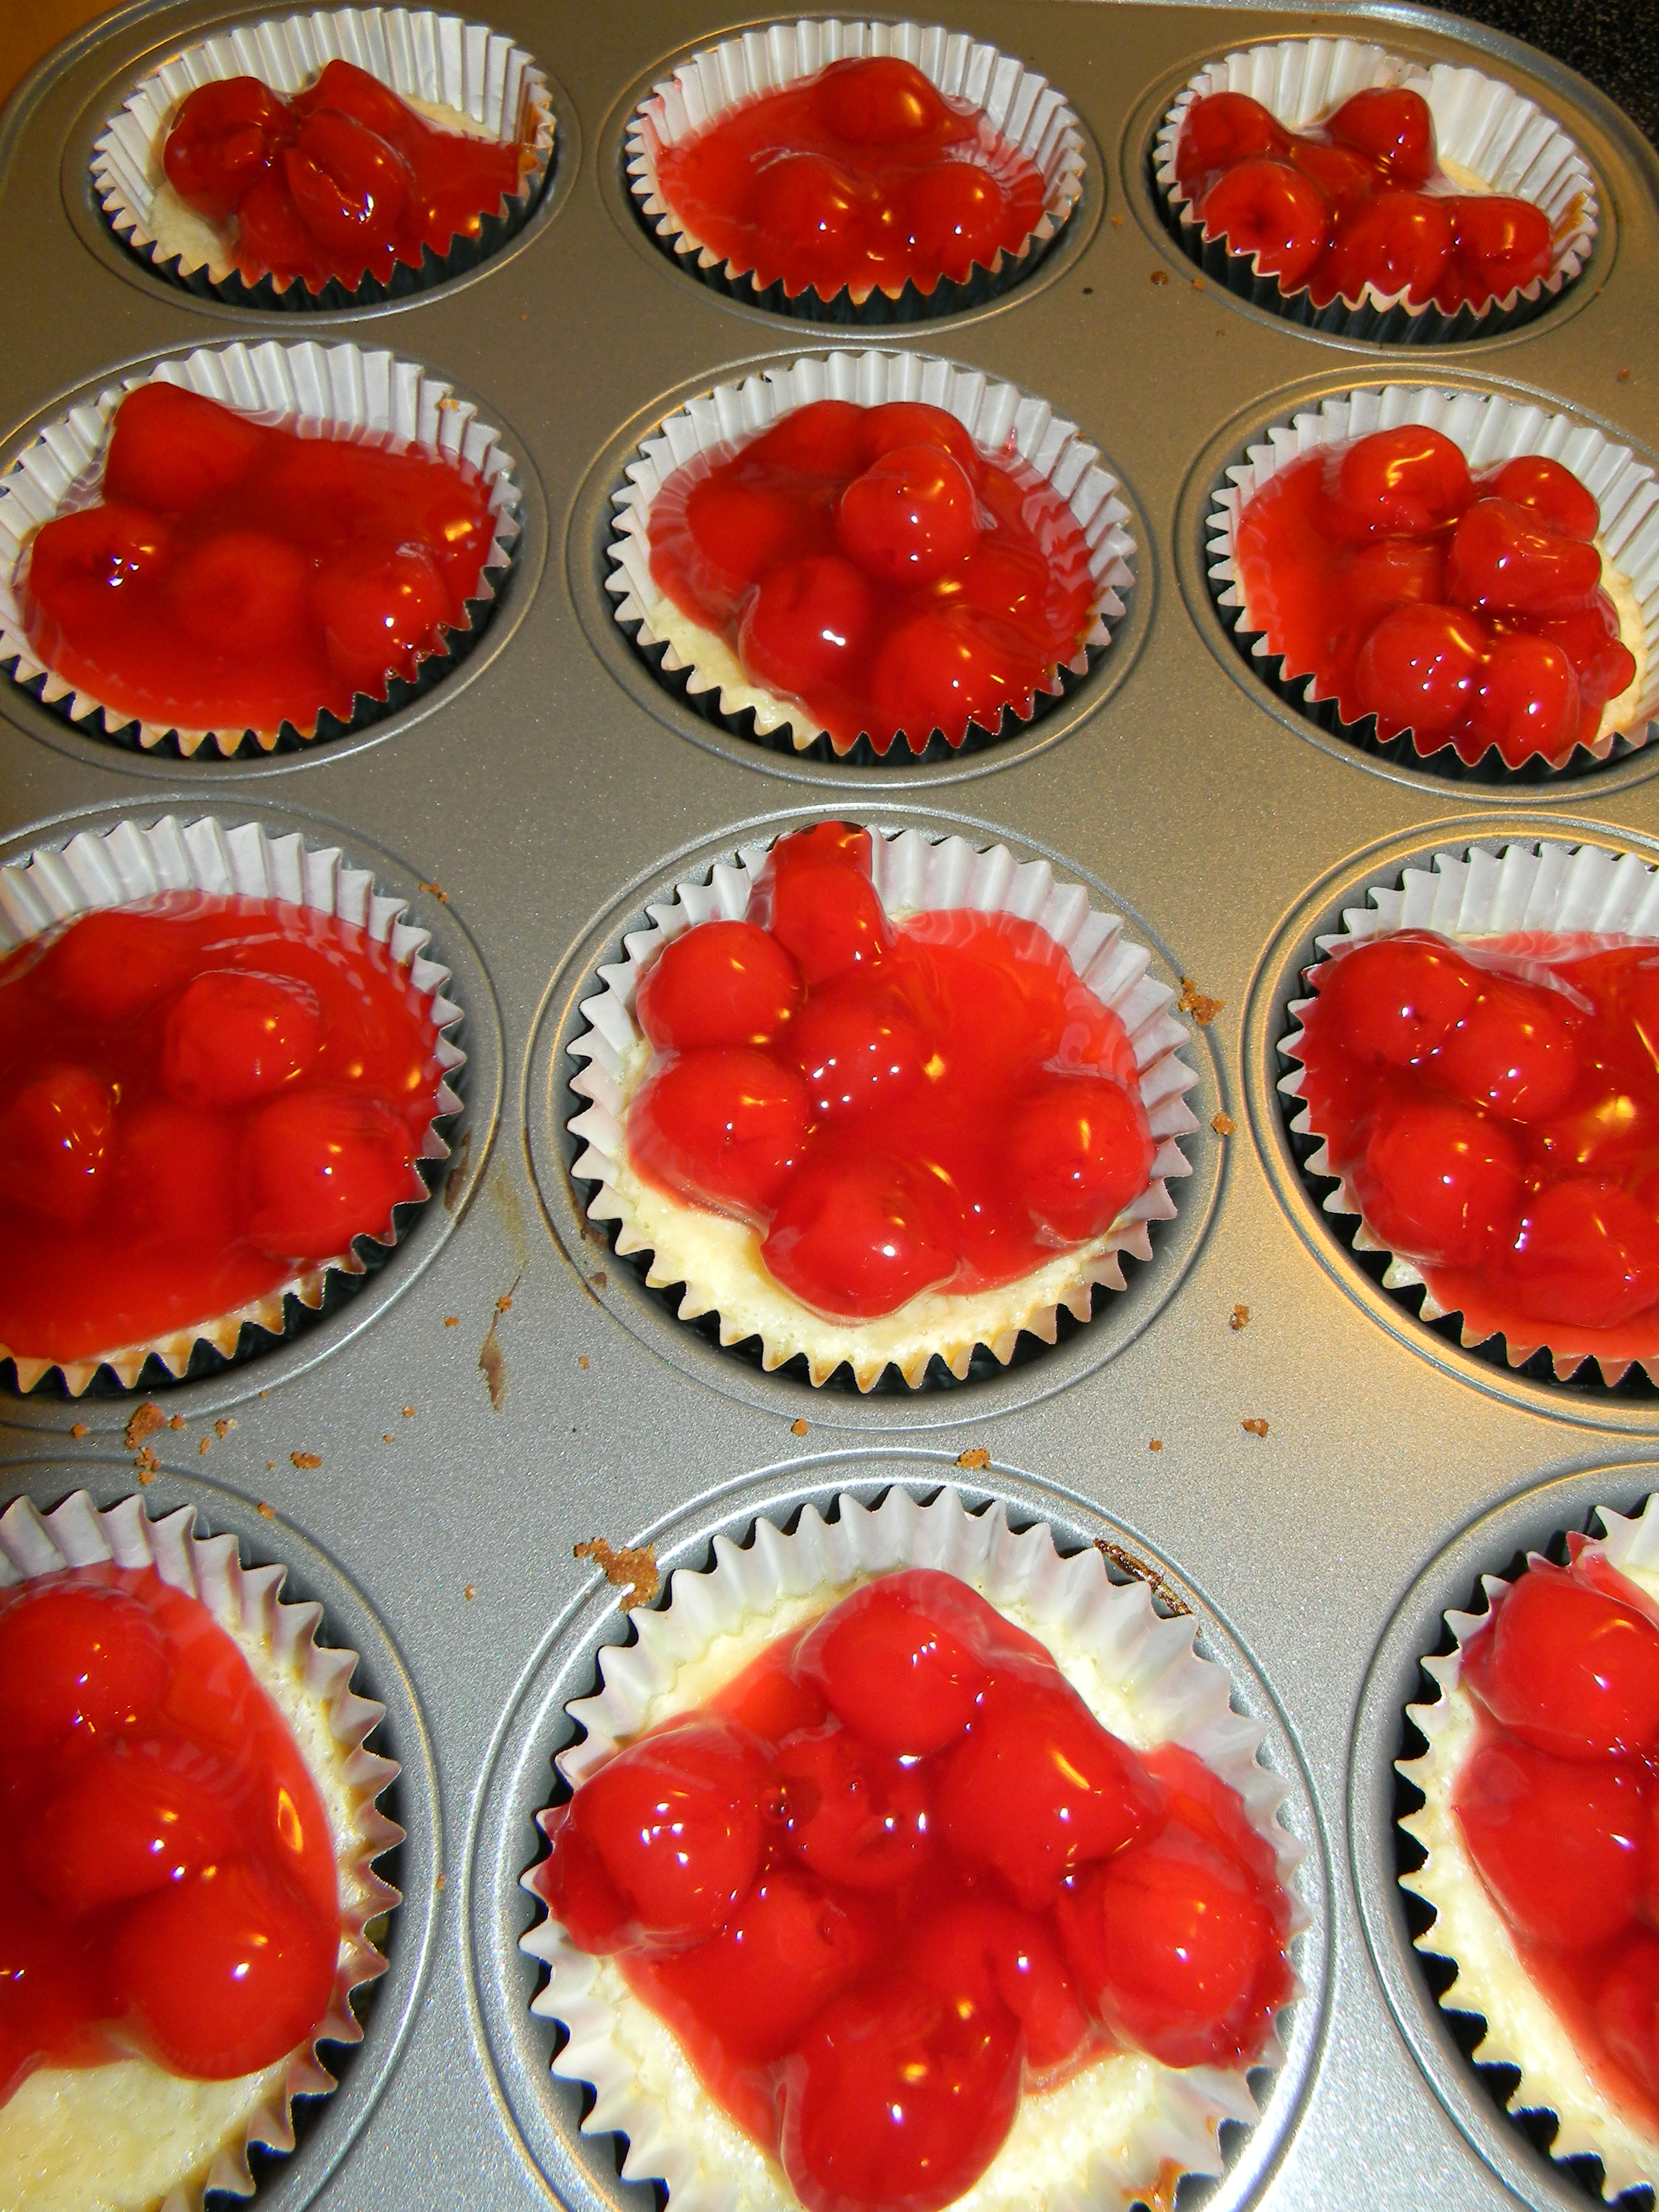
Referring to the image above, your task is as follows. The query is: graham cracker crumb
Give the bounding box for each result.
[435,1872,446,1892]
[575,1537,660,1612]
[1211,1111,1235,1136]
[1110,213,1124,227]
[1619,368,1631,381]
[1191,276,1204,290]
[383,1434,395,1443]
[1177,977,1224,1026]
[1230,1303,1250,1332]
[1149,1438,1163,1452]
[418,880,450,904]
[133,1448,159,1481]
[258,1501,276,1519]
[1150,268,1169,286]
[464,1584,476,1601]
[403,1406,414,1418]
[1095,1540,1190,1616]
[1243,1417,1269,1438]
[166,1413,186,1430]
[69,1422,88,1439]
[578,1355,589,1370]
[956,1447,991,1470]
[267,1462,276,1472]
[479,1268,524,1410]
[790,1417,808,1437]
[592,1270,608,1290]
[215,1417,235,1438]
[124,1402,165,1450]
[290,1451,322,1470]
[444,1315,460,1327]
[199,1437,211,1456]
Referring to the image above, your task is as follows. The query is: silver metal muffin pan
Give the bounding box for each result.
[3,2,1659,2208]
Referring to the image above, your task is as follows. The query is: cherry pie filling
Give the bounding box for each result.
[535,1566,1294,2212]
[1449,1547,1659,2133]
[1176,85,1561,314]
[0,1561,342,2105]
[623,823,1158,1324]
[644,398,1098,755]
[160,59,524,294]
[1293,926,1659,1353]
[1232,426,1638,769]
[19,382,497,737]
[653,56,1048,303]
[0,890,444,1365]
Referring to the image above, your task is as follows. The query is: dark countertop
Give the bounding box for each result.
[1423,0,1659,148]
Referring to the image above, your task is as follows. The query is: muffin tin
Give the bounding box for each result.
[2,2,1658,2209]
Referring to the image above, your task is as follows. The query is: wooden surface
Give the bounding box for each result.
[2,0,122,113]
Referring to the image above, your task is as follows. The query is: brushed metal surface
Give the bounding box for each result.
[2,1,1658,2208]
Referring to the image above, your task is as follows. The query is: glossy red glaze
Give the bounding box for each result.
[624,823,1155,1322]
[21,382,495,736]
[1176,85,1556,312]
[653,55,1046,304]
[163,59,521,293]
[1454,1548,1659,2130]
[1295,927,1659,1357]
[0,1562,341,2105]
[1233,427,1636,769]
[534,1568,1294,2212]
[646,398,1097,754]
[0,890,441,1364]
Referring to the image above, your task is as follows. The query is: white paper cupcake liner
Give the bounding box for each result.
[521,1484,1307,2212]
[0,337,521,760]
[1151,36,1598,342]
[0,812,466,1397]
[627,17,1084,323]
[91,6,555,310]
[567,826,1198,1391]
[609,349,1135,765]
[1280,837,1659,1387]
[1400,1491,1659,2197]
[0,1487,401,2211]
[1208,384,1659,781]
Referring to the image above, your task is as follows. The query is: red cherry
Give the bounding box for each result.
[795,1572,992,1756]
[651,1868,881,2063]
[1197,158,1328,287]
[812,55,952,146]
[1596,1937,1659,2105]
[902,163,1009,276]
[1491,455,1601,542]
[561,1715,770,1949]
[19,1743,243,1913]
[234,167,321,276]
[837,447,982,584]
[737,555,878,699]
[1455,1738,1645,1948]
[958,540,1058,648]
[752,152,868,271]
[775,1727,933,1888]
[1284,139,1376,219]
[0,1066,115,1228]
[1445,498,1604,617]
[1431,982,1580,1121]
[314,539,451,695]
[1321,190,1454,304]
[107,1096,242,1248]
[749,400,873,481]
[115,1857,338,2078]
[281,110,411,261]
[0,1580,168,1752]
[788,976,929,1120]
[43,905,201,1025]
[1471,1564,1659,1761]
[242,1086,421,1261]
[763,1149,961,1318]
[863,403,983,482]
[1449,195,1553,299]
[1005,1073,1154,1243]
[1326,87,1436,187]
[1351,602,1485,737]
[1465,632,1582,768]
[103,383,267,517]
[1344,536,1448,612]
[1353,1100,1525,1266]
[1333,427,1472,538]
[869,606,1040,748]
[683,476,830,614]
[301,59,419,146]
[1057,1820,1291,2069]
[936,1672,1165,1909]
[766,832,893,987]
[25,503,172,633]
[0,1894,106,2104]
[627,1047,810,1218]
[169,531,311,658]
[906,1896,1093,2076]
[1314,933,1480,1066]
[637,921,805,1053]
[163,76,295,222]
[1174,92,1288,195]
[1504,1178,1659,1328]
[161,970,324,1108]
[780,1975,1022,2212]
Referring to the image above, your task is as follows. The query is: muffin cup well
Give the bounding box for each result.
[628,15,1084,324]
[1208,385,1659,783]
[0,1486,401,2209]
[0,812,466,1396]
[0,337,520,761]
[1280,837,1659,1388]
[523,1482,1307,2212]
[92,6,555,311]
[1399,1492,1659,2195]
[1151,36,1597,344]
[567,825,1197,1391]
[608,348,1135,765]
